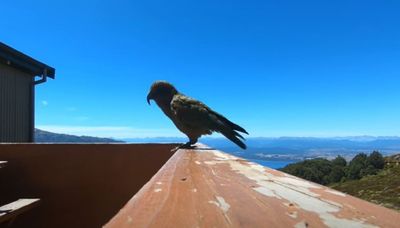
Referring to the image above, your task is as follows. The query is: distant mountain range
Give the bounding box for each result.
[124,136,400,162]
[207,136,400,161]
[35,129,400,162]
[34,129,122,143]
[123,136,400,151]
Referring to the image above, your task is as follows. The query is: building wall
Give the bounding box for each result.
[0,63,33,142]
[0,144,177,228]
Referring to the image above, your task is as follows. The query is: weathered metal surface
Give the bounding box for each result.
[105,144,400,228]
[0,63,33,142]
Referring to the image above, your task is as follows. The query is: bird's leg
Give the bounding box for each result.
[185,137,198,149]
[181,142,194,149]
[170,137,197,152]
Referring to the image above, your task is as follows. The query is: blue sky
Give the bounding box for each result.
[2,0,400,138]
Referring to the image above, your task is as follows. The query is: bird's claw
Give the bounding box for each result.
[180,142,196,149]
[170,143,196,152]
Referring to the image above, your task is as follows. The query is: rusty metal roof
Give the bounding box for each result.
[105,144,400,228]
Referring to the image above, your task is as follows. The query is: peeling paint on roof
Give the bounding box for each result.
[216,196,230,213]
[294,221,308,228]
[127,216,133,224]
[325,189,347,197]
[320,214,378,228]
[209,149,380,228]
[208,196,231,224]
[105,144,400,228]
[204,161,219,165]
[286,211,298,219]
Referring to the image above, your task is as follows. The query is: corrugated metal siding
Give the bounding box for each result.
[0,63,33,142]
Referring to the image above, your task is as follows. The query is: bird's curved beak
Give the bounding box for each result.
[146,92,152,105]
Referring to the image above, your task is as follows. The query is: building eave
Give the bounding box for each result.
[0,42,55,79]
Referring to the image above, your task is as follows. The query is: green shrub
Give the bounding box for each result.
[367,151,385,169]
[332,155,347,167]
[281,151,385,185]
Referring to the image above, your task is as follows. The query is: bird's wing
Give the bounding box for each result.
[171,94,247,149]
[171,94,217,130]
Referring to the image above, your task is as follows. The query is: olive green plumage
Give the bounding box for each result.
[147,81,248,149]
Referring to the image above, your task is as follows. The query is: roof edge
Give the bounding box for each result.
[0,42,55,78]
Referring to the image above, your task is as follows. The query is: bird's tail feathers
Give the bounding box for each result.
[212,111,249,134]
[234,130,245,140]
[220,129,247,150]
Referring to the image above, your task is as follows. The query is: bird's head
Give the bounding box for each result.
[147,81,179,105]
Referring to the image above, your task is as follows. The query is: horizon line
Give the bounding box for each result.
[35,130,400,140]
[35,126,400,139]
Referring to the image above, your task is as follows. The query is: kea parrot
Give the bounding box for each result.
[146,81,248,149]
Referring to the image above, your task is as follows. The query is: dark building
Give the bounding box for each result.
[0,42,55,142]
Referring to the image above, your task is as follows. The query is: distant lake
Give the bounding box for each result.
[248,159,295,169]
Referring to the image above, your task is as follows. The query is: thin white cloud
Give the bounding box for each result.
[41,100,48,106]
[36,125,180,138]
